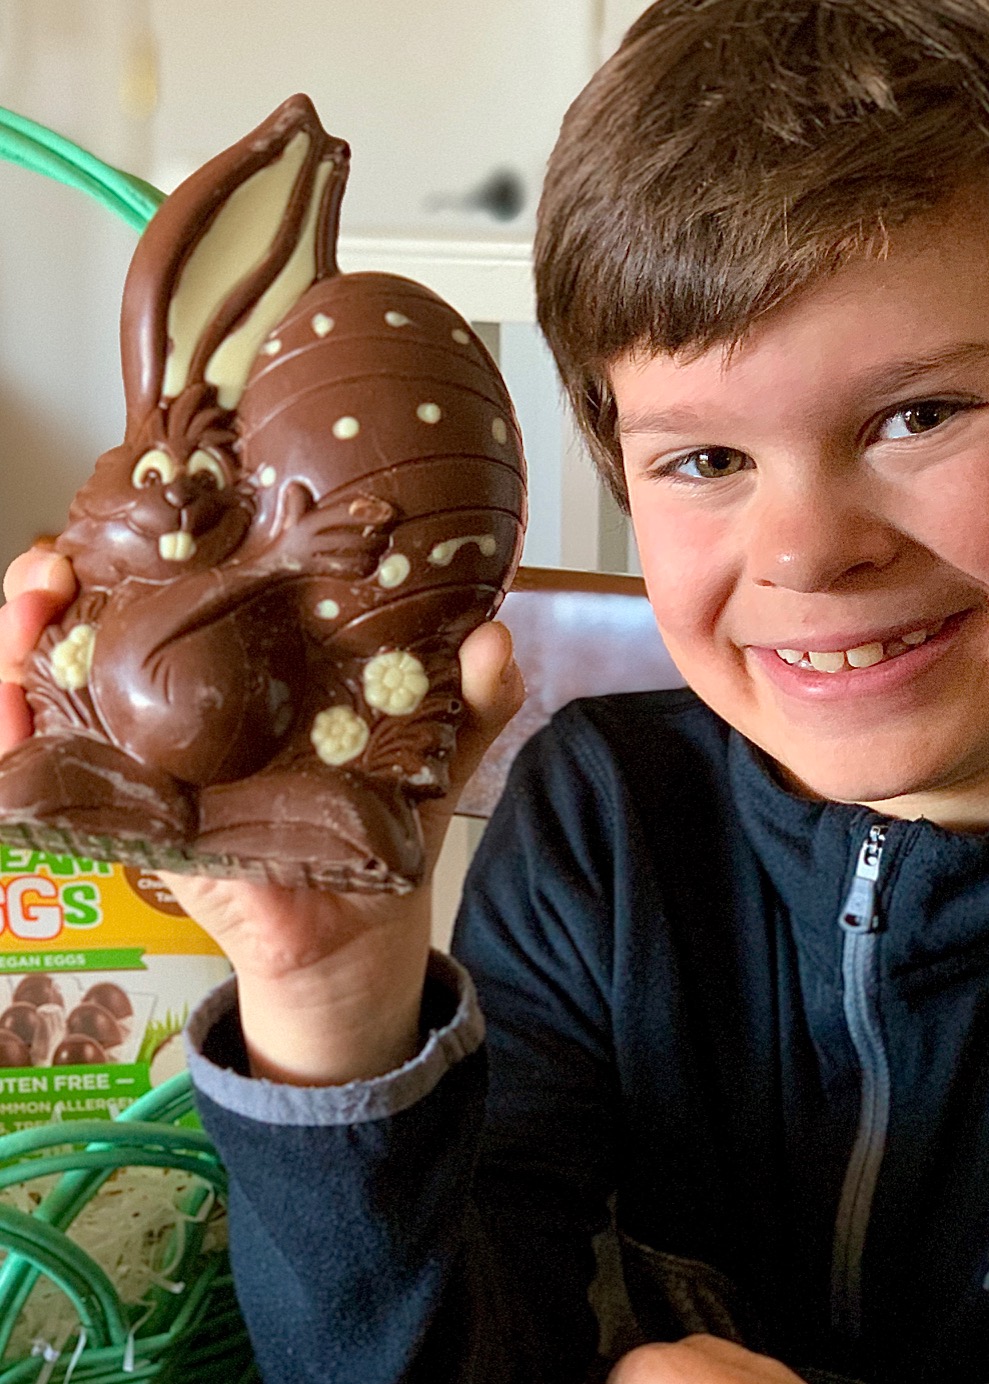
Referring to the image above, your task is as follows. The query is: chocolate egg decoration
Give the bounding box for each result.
[0,96,526,892]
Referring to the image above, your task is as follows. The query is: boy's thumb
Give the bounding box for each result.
[444,620,524,804]
[459,619,524,731]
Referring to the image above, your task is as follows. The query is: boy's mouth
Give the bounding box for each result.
[773,618,950,674]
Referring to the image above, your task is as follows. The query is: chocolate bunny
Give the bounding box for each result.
[0,96,526,892]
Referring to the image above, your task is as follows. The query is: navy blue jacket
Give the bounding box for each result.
[188,690,989,1382]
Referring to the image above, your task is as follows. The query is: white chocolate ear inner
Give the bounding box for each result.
[205,159,332,409]
[162,130,311,402]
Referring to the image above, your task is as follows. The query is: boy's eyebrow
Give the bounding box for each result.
[617,404,705,438]
[616,341,989,438]
[848,341,989,399]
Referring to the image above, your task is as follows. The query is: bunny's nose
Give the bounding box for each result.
[163,475,204,509]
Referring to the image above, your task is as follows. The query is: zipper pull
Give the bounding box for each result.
[839,824,887,933]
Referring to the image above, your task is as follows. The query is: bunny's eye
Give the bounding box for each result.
[131,450,177,488]
[187,449,227,489]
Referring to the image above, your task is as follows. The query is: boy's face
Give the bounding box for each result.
[614,184,989,826]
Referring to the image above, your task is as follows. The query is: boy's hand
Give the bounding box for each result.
[0,546,524,1086]
[608,1337,805,1383]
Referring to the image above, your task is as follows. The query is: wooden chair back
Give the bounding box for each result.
[457,566,685,819]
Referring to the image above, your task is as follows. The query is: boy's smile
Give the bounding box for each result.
[615,183,989,828]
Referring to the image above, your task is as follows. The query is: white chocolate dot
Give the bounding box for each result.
[377,553,411,589]
[261,338,281,356]
[416,402,442,425]
[333,416,361,440]
[492,417,508,445]
[452,329,471,345]
[316,598,341,620]
[259,465,277,487]
[311,313,335,337]
[385,311,411,328]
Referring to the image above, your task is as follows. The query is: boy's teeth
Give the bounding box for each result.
[845,642,885,668]
[774,622,944,672]
[807,651,846,673]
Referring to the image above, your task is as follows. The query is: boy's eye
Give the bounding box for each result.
[876,400,967,441]
[668,446,750,480]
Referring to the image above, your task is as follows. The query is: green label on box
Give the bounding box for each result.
[0,948,146,974]
[0,1062,152,1132]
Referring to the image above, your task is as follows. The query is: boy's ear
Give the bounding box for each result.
[118,94,349,430]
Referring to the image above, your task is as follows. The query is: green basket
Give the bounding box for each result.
[0,1073,257,1382]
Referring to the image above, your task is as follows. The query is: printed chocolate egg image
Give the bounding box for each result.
[0,95,526,893]
[12,975,64,1009]
[53,1036,108,1067]
[82,982,133,1028]
[0,1031,32,1068]
[0,1004,44,1048]
[66,1003,124,1051]
[0,999,65,1065]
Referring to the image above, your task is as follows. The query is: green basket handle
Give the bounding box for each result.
[0,1202,128,1348]
[0,105,163,230]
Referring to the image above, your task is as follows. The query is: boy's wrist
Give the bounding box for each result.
[234,920,432,1086]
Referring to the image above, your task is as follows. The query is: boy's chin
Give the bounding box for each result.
[768,750,988,825]
[768,752,938,813]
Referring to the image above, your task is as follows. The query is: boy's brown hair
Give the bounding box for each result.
[535,0,989,506]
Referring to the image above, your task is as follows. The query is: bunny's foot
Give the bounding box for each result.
[0,734,195,849]
[196,763,423,893]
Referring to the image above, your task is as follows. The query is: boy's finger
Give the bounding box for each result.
[2,549,76,604]
[443,621,525,801]
[0,683,33,755]
[0,590,69,683]
[459,620,525,732]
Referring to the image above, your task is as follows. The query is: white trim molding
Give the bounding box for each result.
[338,232,535,324]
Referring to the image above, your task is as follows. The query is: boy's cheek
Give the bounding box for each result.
[632,509,740,646]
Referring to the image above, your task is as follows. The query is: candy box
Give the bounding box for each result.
[0,845,228,1132]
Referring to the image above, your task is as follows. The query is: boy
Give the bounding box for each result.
[3,0,989,1379]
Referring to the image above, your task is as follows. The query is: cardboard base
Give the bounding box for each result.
[0,821,418,894]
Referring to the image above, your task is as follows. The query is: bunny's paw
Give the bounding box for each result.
[0,734,195,852]
[196,763,423,892]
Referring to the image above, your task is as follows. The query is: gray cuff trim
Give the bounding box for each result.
[183,950,484,1127]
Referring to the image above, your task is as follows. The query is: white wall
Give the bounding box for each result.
[146,0,596,233]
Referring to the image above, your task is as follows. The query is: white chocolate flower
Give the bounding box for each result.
[50,625,96,691]
[363,650,429,717]
[310,706,370,766]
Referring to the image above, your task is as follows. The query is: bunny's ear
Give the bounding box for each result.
[120,95,348,427]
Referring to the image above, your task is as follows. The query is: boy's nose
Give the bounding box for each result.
[747,482,900,592]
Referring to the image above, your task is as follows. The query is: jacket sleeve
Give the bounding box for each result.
[186,710,620,1384]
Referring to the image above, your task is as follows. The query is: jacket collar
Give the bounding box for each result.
[726,730,989,979]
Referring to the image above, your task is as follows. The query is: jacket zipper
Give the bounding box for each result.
[830,822,889,1342]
